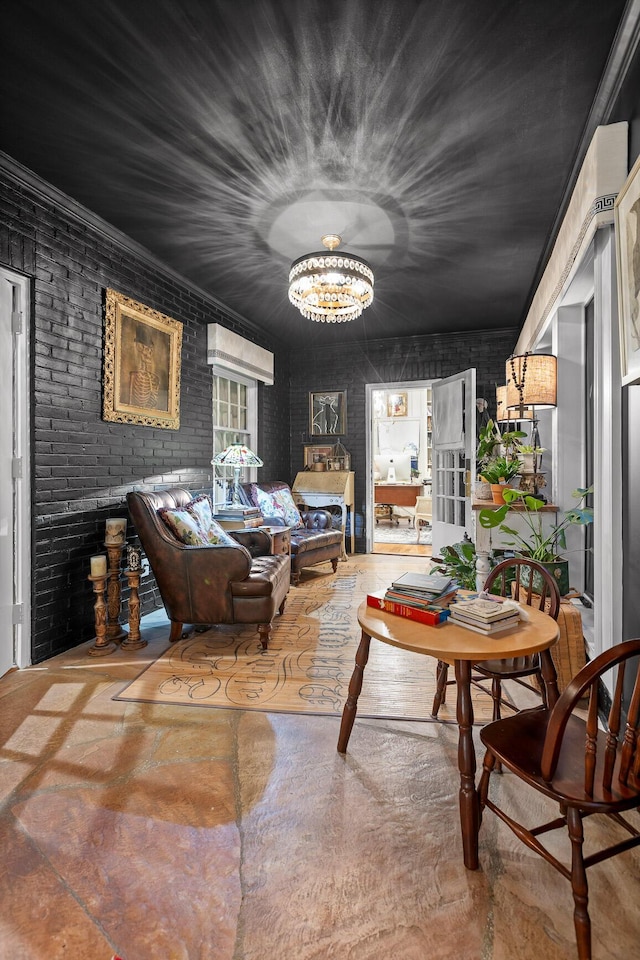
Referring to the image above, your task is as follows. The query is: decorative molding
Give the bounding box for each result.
[517,123,628,352]
[527,1,640,305]
[538,194,618,332]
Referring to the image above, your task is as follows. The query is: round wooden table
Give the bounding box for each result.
[337,600,560,870]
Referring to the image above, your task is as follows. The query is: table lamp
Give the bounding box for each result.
[211,443,263,507]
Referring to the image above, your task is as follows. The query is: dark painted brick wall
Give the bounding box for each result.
[1,174,289,662]
[287,331,519,550]
[1,165,514,664]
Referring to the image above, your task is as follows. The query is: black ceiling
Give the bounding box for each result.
[0,0,629,347]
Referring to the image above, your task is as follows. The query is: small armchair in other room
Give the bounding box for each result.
[127,487,290,648]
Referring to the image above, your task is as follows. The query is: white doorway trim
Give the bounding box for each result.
[1,267,31,669]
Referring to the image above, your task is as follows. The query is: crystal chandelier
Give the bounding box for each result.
[288,234,374,323]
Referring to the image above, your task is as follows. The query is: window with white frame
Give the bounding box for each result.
[212,370,258,507]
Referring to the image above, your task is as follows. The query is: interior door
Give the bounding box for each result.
[0,273,16,676]
[0,267,29,673]
[431,368,476,557]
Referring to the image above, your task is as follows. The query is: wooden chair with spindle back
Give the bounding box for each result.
[478,638,640,960]
[431,557,561,721]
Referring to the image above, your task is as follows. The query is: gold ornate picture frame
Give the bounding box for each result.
[614,153,640,386]
[103,288,183,429]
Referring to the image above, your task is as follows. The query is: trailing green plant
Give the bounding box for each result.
[499,427,527,458]
[476,419,501,468]
[476,420,526,471]
[479,456,521,484]
[478,486,593,562]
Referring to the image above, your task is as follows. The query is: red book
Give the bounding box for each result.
[366,591,447,626]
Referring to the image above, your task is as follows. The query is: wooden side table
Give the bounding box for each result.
[338,600,560,871]
[259,525,291,556]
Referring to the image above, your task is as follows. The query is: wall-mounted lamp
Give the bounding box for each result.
[495,385,533,423]
[506,353,557,416]
[506,353,557,497]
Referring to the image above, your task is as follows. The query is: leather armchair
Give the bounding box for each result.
[127,487,290,648]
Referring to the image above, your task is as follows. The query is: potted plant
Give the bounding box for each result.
[477,486,593,596]
[479,455,522,503]
[476,420,524,501]
[517,443,545,474]
[430,535,486,591]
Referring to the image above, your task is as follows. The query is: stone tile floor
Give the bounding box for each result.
[0,608,638,959]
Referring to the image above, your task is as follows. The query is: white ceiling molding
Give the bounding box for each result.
[516,121,628,353]
[207,324,274,385]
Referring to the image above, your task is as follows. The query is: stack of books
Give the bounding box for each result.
[386,571,457,606]
[366,571,458,626]
[448,597,520,635]
[213,505,263,529]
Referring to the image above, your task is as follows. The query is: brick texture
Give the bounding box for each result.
[1,176,289,662]
[288,332,519,551]
[1,168,515,663]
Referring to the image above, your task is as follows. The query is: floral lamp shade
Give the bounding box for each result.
[211,443,263,506]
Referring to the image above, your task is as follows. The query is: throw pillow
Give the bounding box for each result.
[158,506,208,546]
[185,494,239,546]
[252,485,303,529]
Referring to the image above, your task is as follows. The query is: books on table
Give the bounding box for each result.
[450,598,518,622]
[366,590,450,626]
[448,597,521,634]
[390,572,453,596]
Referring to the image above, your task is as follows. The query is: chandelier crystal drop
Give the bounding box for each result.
[288,234,374,323]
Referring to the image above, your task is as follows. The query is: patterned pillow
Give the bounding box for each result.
[185,494,239,546]
[253,486,303,528]
[158,506,208,546]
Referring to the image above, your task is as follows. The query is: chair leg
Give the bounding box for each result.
[279,597,286,615]
[169,621,184,642]
[567,807,592,960]
[331,558,339,573]
[477,746,496,821]
[490,677,503,772]
[257,622,271,650]
[431,660,449,717]
[491,677,503,722]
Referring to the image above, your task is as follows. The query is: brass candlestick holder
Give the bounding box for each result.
[105,542,127,643]
[121,568,147,649]
[87,574,117,657]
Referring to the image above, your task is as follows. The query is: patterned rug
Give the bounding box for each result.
[114,556,495,723]
[373,523,432,544]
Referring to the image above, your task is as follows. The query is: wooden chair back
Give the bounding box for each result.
[483,557,561,620]
[541,637,640,794]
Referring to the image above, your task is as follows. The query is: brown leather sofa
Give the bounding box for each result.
[241,480,343,586]
[127,487,290,648]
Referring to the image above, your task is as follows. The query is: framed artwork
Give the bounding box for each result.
[387,392,408,417]
[309,391,346,435]
[614,154,640,386]
[303,444,335,468]
[103,288,183,429]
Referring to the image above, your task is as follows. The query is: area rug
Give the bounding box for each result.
[373,523,432,544]
[114,556,497,723]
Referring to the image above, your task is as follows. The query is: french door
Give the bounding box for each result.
[430,368,476,557]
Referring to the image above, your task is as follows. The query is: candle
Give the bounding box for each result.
[90,555,107,577]
[127,545,141,570]
[105,518,127,545]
